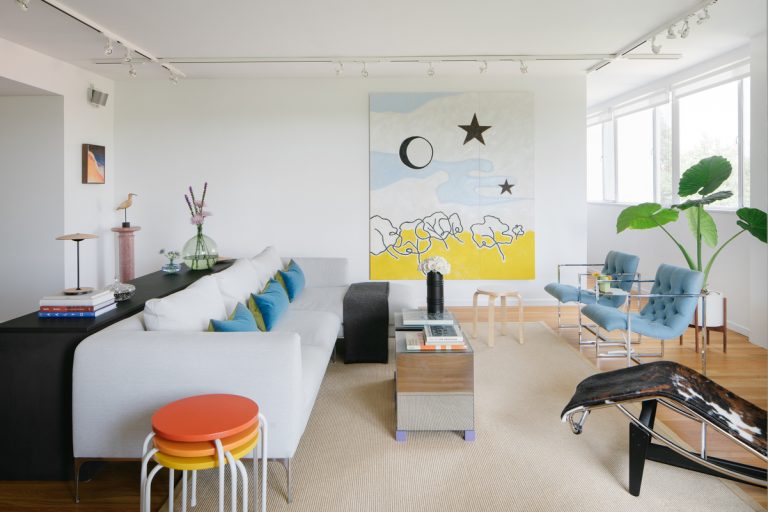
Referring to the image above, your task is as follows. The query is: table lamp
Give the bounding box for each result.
[56,233,98,295]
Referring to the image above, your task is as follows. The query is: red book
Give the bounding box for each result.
[40,305,99,312]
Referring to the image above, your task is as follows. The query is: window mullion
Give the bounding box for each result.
[671,93,680,204]
[737,79,744,207]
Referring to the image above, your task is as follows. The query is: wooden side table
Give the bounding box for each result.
[472,288,524,347]
[394,332,474,442]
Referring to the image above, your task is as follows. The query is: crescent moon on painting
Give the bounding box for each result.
[399,136,434,170]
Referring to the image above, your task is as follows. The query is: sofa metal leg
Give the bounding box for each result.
[280,457,292,503]
[74,459,84,503]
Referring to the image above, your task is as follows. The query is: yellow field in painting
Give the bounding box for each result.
[370,231,535,280]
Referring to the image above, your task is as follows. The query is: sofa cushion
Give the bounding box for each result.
[277,260,306,302]
[289,285,346,337]
[273,309,340,352]
[144,275,226,331]
[250,246,283,286]
[215,258,264,314]
[209,303,258,332]
[248,278,289,331]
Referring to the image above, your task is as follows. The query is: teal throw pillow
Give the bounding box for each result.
[277,260,306,302]
[209,303,258,332]
[247,279,289,331]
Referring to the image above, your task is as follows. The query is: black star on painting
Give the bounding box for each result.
[458,113,491,145]
[499,179,514,195]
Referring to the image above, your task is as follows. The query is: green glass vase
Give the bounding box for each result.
[182,225,218,270]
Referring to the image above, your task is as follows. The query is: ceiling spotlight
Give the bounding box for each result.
[666,25,677,39]
[427,62,435,77]
[128,64,137,78]
[650,36,662,54]
[16,0,29,11]
[361,62,368,79]
[334,61,344,76]
[168,70,179,85]
[123,47,133,64]
[679,18,690,38]
[104,39,114,56]
[519,60,528,74]
[479,60,488,74]
[697,7,710,25]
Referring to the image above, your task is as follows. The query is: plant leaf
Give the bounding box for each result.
[685,207,717,247]
[678,156,732,197]
[674,190,734,210]
[617,203,679,232]
[736,208,767,243]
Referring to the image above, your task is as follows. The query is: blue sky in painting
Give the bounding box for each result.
[369,92,458,113]
[370,151,516,207]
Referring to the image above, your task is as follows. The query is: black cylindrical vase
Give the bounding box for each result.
[426,271,444,315]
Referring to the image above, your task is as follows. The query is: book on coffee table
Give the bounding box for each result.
[401,309,455,326]
[424,324,464,345]
[404,331,467,351]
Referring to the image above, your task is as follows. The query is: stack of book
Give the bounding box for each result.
[38,290,117,318]
[405,323,467,351]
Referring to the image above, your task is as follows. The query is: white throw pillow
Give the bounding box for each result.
[250,246,283,285]
[215,258,264,315]
[144,275,227,331]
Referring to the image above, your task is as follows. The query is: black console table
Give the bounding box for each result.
[0,262,231,480]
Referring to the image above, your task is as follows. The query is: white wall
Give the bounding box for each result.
[116,74,587,305]
[749,32,767,347]
[0,36,115,307]
[587,34,768,346]
[0,96,64,322]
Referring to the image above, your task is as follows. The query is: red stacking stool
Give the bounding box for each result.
[140,394,268,512]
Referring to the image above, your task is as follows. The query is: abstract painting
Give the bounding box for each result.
[82,144,105,184]
[369,92,535,280]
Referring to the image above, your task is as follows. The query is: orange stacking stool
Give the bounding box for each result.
[140,394,268,512]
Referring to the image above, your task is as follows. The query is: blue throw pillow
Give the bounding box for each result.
[277,260,306,302]
[209,303,258,332]
[247,279,289,331]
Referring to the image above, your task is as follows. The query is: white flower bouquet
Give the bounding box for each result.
[418,256,451,276]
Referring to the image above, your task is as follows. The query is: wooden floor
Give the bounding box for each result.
[0,305,765,511]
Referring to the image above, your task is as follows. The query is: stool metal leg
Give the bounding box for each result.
[182,470,187,512]
[145,464,163,512]
[224,451,238,512]
[169,468,174,512]
[215,439,225,512]
[235,460,248,512]
[140,448,159,512]
[256,413,268,512]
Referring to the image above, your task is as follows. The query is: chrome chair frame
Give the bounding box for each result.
[553,263,639,345]
[563,396,767,490]
[589,287,710,369]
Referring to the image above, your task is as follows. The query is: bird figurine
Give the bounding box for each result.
[116,193,138,227]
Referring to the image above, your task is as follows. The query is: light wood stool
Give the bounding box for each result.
[472,288,524,347]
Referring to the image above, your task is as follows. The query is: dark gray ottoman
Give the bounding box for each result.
[343,282,390,363]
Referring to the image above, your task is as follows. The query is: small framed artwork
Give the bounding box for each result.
[82,144,106,184]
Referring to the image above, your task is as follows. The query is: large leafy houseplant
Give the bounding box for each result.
[616,155,767,289]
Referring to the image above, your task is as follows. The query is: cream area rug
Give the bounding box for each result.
[160,322,760,512]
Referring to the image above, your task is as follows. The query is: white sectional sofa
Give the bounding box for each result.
[72,247,349,499]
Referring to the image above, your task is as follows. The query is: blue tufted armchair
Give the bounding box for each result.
[544,251,640,343]
[581,264,704,367]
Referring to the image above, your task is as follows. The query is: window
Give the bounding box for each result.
[587,60,751,208]
[678,81,740,208]
[586,124,603,202]
[616,109,654,203]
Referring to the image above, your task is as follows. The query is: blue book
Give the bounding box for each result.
[38,303,117,318]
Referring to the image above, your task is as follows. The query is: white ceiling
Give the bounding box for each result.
[0,0,764,106]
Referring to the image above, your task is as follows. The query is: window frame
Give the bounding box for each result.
[587,60,751,210]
